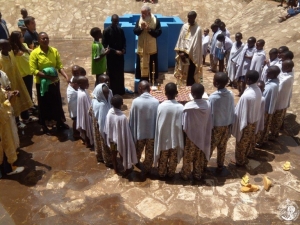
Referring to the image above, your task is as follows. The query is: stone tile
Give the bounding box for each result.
[197,196,229,219]
[46,171,72,190]
[136,197,167,219]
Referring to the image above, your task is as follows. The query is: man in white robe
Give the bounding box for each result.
[261,48,279,82]
[208,24,221,73]
[129,81,159,174]
[256,66,280,145]
[180,83,212,180]
[154,83,184,178]
[227,32,244,85]
[76,76,94,147]
[250,39,266,77]
[174,11,202,85]
[202,28,210,65]
[231,70,262,166]
[104,95,137,174]
[270,60,294,140]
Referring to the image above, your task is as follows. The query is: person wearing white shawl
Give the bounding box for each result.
[227,32,244,85]
[219,22,230,38]
[231,37,256,96]
[174,11,202,85]
[91,83,112,164]
[180,83,212,181]
[154,83,184,178]
[76,76,94,148]
[231,70,262,166]
[104,95,137,174]
[208,24,221,73]
[129,81,159,174]
[215,34,232,72]
[250,39,266,77]
[270,60,294,140]
[206,72,234,171]
[256,66,280,146]
[261,48,279,82]
[202,29,210,65]
[274,46,289,71]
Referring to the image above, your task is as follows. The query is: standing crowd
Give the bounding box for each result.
[0,7,295,181]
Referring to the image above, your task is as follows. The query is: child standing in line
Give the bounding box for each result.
[250,39,266,77]
[90,27,109,87]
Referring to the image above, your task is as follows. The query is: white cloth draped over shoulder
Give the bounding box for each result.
[250,49,266,76]
[129,92,159,142]
[261,58,279,82]
[174,23,202,83]
[154,100,184,166]
[182,99,212,161]
[104,108,137,170]
[0,70,11,88]
[275,72,294,110]
[263,78,279,114]
[91,83,112,138]
[256,97,265,134]
[232,84,262,142]
[227,42,245,81]
[67,85,77,118]
[202,35,210,56]
[76,88,94,145]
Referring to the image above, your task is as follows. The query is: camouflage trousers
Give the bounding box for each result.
[136,139,154,173]
[235,122,256,165]
[181,136,205,180]
[270,108,286,139]
[158,148,177,177]
[256,113,273,145]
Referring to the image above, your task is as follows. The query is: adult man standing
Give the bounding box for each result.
[174,11,202,86]
[102,14,126,95]
[0,12,9,40]
[24,16,39,49]
[134,6,162,83]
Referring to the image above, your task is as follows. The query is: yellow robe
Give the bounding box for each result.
[0,52,33,116]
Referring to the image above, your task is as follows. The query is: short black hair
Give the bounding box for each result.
[257,80,265,87]
[235,32,242,37]
[111,95,123,108]
[79,67,86,76]
[269,48,278,54]
[217,34,225,41]
[211,23,218,29]
[220,21,226,27]
[90,27,101,38]
[278,46,289,52]
[282,50,294,60]
[24,16,35,27]
[248,37,257,43]
[191,83,204,98]
[214,72,228,85]
[165,82,177,97]
[215,18,222,25]
[282,59,294,69]
[257,39,265,46]
[246,70,259,83]
[188,11,197,18]
[268,66,281,77]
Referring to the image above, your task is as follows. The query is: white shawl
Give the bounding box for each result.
[275,72,294,110]
[227,42,245,81]
[232,84,262,142]
[104,108,138,170]
[67,85,77,118]
[0,70,11,88]
[256,97,265,133]
[91,83,112,137]
[182,99,212,161]
[129,92,159,142]
[154,100,184,165]
[76,89,94,145]
[202,35,210,56]
[261,58,279,82]
[263,78,279,114]
[250,49,266,76]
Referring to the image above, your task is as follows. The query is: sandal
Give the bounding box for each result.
[23,117,38,124]
[17,122,26,129]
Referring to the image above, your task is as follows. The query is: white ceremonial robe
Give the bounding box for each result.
[91,83,112,137]
[256,97,265,134]
[67,85,77,118]
[210,30,222,58]
[232,84,262,142]
[227,42,245,81]
[250,49,266,76]
[263,78,279,114]
[275,72,294,110]
[76,88,94,145]
[202,35,210,56]
[154,100,184,166]
[104,108,138,170]
[182,99,212,161]
[129,92,159,142]
[261,58,279,82]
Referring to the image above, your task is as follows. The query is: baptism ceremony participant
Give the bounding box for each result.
[219,22,230,38]
[0,39,33,128]
[174,11,202,85]
[231,70,262,166]
[206,72,234,171]
[202,28,210,65]
[154,83,184,178]
[256,66,280,146]
[215,34,232,72]
[270,60,294,140]
[227,32,244,87]
[134,6,162,83]
[261,48,279,82]
[104,95,138,175]
[102,14,126,95]
[76,76,93,148]
[129,80,159,174]
[91,83,112,165]
[208,23,221,73]
[250,39,266,76]
[275,46,289,70]
[29,32,69,134]
[231,37,256,96]
[180,83,212,181]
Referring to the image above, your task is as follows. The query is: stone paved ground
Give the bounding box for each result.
[1,0,300,224]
